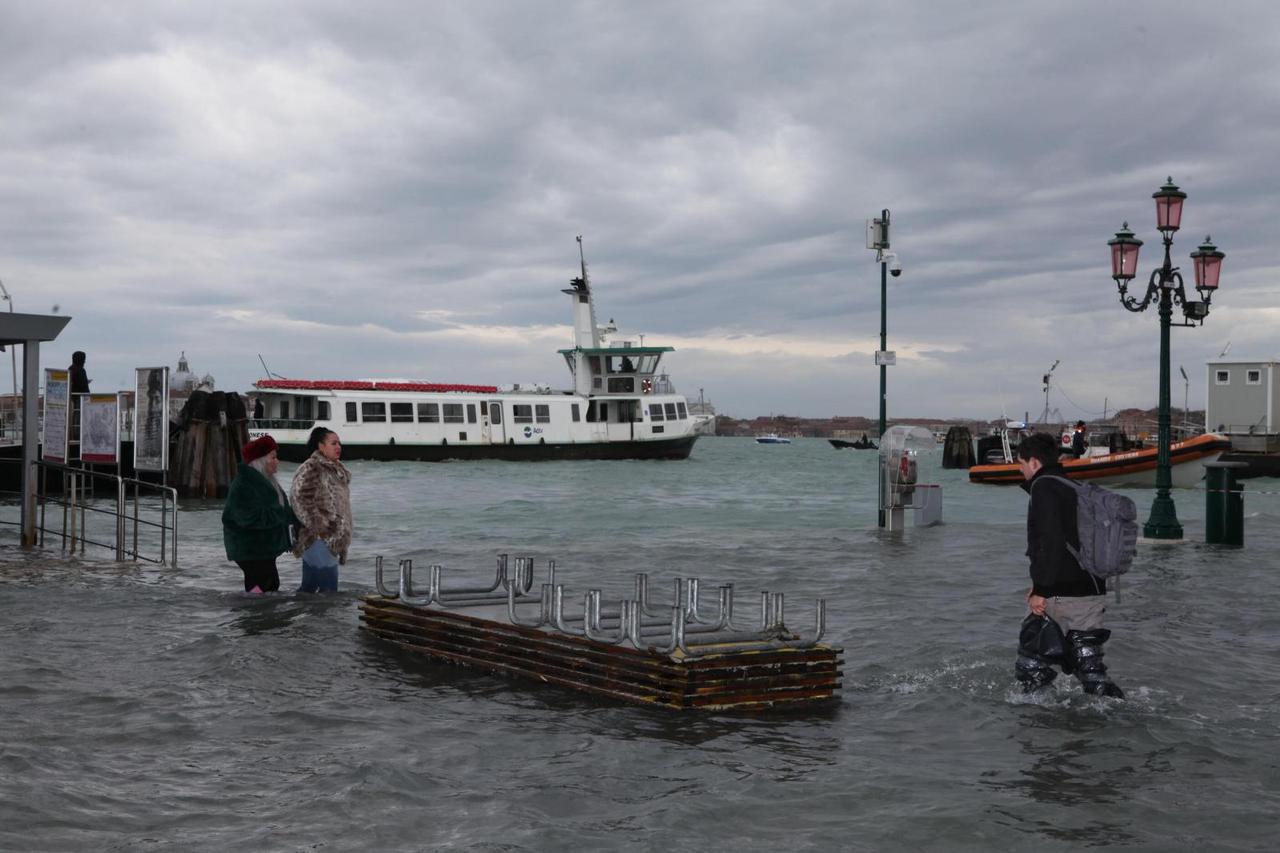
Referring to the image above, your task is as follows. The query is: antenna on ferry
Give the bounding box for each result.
[258,353,283,379]
[577,235,589,288]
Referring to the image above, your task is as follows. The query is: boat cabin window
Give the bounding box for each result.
[279,401,290,420]
[317,401,331,421]
[513,404,533,424]
[489,402,502,424]
[362,402,387,423]
[606,354,636,374]
[390,402,414,423]
[637,354,659,374]
[664,403,678,420]
[443,403,464,423]
[418,403,439,423]
[571,403,580,422]
[677,401,687,419]
[1215,370,1230,385]
[593,377,602,390]
[297,397,313,419]
[588,356,602,375]
[1247,369,1262,384]
[346,402,357,422]
[616,400,640,422]
[536,404,550,424]
[585,400,608,423]
[467,404,477,423]
[607,377,635,393]
[649,405,664,422]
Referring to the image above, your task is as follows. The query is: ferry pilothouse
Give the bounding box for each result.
[248,241,701,462]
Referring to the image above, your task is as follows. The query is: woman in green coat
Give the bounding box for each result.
[222,435,297,593]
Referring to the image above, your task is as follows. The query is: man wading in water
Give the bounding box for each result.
[1014,433,1125,698]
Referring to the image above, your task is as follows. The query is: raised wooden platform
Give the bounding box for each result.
[359,594,843,711]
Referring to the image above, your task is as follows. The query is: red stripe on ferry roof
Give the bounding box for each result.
[255,379,499,393]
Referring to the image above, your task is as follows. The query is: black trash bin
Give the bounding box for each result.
[1204,460,1248,547]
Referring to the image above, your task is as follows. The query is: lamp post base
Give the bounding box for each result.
[1143,494,1183,540]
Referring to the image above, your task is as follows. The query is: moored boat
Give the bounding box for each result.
[967,433,1231,486]
[248,241,701,462]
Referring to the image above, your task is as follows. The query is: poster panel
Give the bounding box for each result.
[81,393,121,464]
[43,369,70,464]
[133,366,170,471]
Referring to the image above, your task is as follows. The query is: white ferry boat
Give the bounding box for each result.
[248,241,701,462]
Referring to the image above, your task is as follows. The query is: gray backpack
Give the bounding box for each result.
[1041,475,1139,580]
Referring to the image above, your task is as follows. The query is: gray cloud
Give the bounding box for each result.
[4,1,1278,418]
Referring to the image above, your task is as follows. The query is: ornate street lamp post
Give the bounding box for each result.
[1107,178,1224,539]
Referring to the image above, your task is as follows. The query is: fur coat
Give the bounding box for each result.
[289,451,353,563]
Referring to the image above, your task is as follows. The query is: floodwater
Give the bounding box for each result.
[2,438,1278,851]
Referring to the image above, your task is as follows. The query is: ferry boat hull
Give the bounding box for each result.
[270,433,697,463]
[967,433,1231,487]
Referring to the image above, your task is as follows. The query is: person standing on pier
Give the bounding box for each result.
[290,427,352,593]
[1014,432,1124,698]
[222,435,296,593]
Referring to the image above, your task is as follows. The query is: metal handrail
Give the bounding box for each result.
[27,460,178,565]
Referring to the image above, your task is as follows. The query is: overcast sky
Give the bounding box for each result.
[4,1,1279,420]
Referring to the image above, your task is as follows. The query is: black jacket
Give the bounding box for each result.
[1021,464,1105,597]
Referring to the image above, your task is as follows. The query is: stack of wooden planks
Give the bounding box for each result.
[359,594,843,711]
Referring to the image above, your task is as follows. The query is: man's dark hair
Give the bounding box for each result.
[1017,432,1061,465]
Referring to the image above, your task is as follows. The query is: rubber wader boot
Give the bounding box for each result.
[1067,629,1125,699]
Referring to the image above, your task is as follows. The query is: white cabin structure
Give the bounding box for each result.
[1205,359,1280,453]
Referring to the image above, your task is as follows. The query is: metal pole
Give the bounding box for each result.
[877,209,890,529]
[1146,236,1182,539]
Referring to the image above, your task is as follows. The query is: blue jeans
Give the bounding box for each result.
[299,540,339,593]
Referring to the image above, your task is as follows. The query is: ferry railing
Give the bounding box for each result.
[24,460,179,565]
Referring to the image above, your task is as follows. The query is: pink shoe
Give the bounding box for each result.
[248,586,264,594]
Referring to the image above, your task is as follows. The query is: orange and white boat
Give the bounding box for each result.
[967,433,1231,487]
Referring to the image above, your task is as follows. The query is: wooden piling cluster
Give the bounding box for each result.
[170,390,250,498]
[359,595,843,711]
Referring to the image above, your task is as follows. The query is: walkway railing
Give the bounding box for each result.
[18,460,179,565]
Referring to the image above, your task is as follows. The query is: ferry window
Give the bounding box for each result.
[593,376,602,390]
[279,401,290,420]
[664,403,678,420]
[1247,369,1262,384]
[588,356,602,374]
[586,400,598,422]
[513,404,533,424]
[571,403,580,422]
[650,405,665,422]
[607,354,637,374]
[390,402,414,423]
[600,403,609,421]
[652,424,665,434]
[362,402,387,422]
[298,397,313,419]
[458,431,467,441]
[346,402,358,422]
[467,404,477,423]
[1215,370,1230,385]
[607,377,634,393]
[637,355,658,373]
[535,404,550,424]
[677,401,687,419]
[317,401,331,421]
[489,402,502,424]
[418,403,439,423]
[443,403,464,423]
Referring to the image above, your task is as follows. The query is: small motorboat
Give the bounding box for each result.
[756,433,792,445]
[967,433,1232,487]
[829,437,877,450]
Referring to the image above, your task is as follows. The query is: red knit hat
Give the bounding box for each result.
[241,435,278,463]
